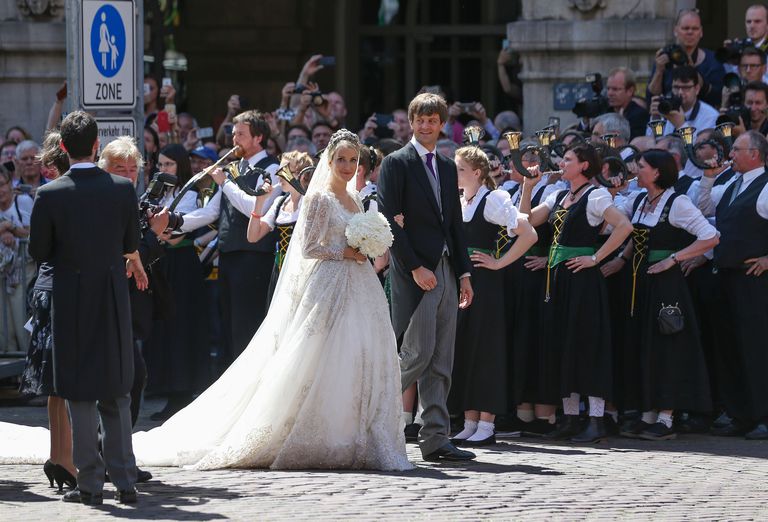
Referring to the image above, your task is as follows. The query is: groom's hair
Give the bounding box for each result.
[408,93,448,124]
[60,111,98,159]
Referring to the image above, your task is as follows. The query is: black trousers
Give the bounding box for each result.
[129,341,147,427]
[218,251,274,364]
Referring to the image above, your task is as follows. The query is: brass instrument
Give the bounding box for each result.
[678,126,726,169]
[648,119,666,140]
[501,131,536,179]
[168,146,242,212]
[600,133,620,149]
[275,165,307,195]
[463,125,485,145]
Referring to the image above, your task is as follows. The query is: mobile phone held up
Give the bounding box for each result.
[156,111,170,133]
[318,56,336,67]
[374,113,394,139]
[197,127,214,139]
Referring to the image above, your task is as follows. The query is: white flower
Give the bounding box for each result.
[345,209,394,259]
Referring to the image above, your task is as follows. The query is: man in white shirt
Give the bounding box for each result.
[175,110,281,364]
[697,130,768,441]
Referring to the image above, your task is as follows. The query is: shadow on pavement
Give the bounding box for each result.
[0,480,57,503]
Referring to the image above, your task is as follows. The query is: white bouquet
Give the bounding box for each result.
[345,209,394,258]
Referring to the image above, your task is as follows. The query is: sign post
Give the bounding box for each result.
[65,0,144,183]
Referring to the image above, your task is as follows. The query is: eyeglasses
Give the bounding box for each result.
[157,161,177,169]
[732,146,757,152]
[740,63,763,70]
[671,84,696,92]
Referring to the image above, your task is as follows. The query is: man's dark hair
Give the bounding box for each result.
[745,80,768,101]
[741,46,767,65]
[286,124,311,140]
[407,93,448,124]
[232,110,270,144]
[0,140,16,154]
[311,121,332,134]
[60,111,98,159]
[640,148,679,189]
[670,65,699,86]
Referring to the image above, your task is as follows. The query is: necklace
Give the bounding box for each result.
[465,190,478,204]
[639,190,664,220]
[569,182,591,201]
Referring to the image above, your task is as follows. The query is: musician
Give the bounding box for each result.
[696,131,768,440]
[175,110,281,364]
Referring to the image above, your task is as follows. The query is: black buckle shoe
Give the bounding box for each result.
[638,421,677,441]
[404,423,421,443]
[571,417,607,443]
[461,433,496,447]
[543,415,582,440]
[115,488,138,504]
[62,488,103,505]
[619,419,652,439]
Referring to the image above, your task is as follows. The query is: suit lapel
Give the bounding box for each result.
[407,143,442,220]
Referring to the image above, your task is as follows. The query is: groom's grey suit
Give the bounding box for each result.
[378,138,472,456]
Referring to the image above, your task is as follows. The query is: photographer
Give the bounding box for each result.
[648,66,719,139]
[647,9,725,108]
[739,81,768,135]
[606,67,650,139]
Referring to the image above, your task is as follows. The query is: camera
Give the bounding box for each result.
[139,172,184,232]
[657,92,683,115]
[572,73,609,119]
[717,72,752,127]
[715,38,755,65]
[661,44,689,67]
[294,84,325,106]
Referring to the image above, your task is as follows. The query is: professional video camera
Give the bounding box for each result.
[138,172,185,232]
[572,73,610,119]
[715,38,755,65]
[717,72,752,127]
[661,44,689,67]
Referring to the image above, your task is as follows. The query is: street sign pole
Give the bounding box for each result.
[65,0,144,190]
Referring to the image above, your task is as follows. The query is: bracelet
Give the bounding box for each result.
[251,212,261,219]
[617,255,627,263]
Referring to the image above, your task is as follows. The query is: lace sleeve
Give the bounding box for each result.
[301,193,345,260]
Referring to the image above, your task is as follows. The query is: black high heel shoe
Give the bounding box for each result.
[52,464,77,492]
[43,460,56,488]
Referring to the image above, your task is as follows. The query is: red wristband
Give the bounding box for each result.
[251,212,261,219]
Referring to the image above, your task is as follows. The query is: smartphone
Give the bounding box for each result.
[223,123,233,136]
[198,127,214,139]
[162,77,172,87]
[459,102,476,113]
[318,56,336,67]
[2,160,14,173]
[156,110,170,133]
[374,113,394,127]
[374,113,394,139]
[501,38,510,50]
[143,83,150,96]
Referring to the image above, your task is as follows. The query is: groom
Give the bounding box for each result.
[378,92,475,461]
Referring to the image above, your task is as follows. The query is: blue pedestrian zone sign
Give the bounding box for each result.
[90,5,126,78]
[81,0,135,109]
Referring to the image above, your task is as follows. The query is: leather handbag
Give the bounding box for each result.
[658,302,684,335]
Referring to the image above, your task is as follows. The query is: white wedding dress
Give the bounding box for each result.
[0,150,412,472]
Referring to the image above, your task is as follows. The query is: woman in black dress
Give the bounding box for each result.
[520,143,633,442]
[18,131,77,490]
[617,149,717,440]
[145,144,210,420]
[247,151,311,308]
[449,146,537,446]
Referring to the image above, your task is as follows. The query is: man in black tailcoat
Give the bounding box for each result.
[29,111,147,505]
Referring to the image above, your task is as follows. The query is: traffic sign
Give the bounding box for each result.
[81,0,135,109]
[96,117,136,151]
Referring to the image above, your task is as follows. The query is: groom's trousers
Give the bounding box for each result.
[67,394,137,493]
[399,254,458,456]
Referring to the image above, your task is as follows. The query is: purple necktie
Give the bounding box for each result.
[425,152,437,180]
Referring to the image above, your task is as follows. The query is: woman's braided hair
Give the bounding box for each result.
[327,128,361,158]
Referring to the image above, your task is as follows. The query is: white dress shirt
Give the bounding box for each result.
[462,186,526,237]
[179,150,281,233]
[696,166,768,219]
[543,186,614,227]
[622,189,718,241]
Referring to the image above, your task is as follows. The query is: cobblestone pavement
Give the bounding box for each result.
[1,399,767,521]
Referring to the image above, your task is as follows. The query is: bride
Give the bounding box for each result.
[0,129,412,472]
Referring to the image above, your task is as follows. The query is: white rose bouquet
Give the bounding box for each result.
[345,209,394,259]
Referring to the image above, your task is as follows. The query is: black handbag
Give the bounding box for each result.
[658,302,684,335]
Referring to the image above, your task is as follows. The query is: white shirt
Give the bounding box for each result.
[622,189,718,241]
[410,137,440,185]
[159,190,198,215]
[687,167,733,208]
[501,180,519,193]
[696,166,768,220]
[511,175,566,209]
[646,101,719,139]
[0,196,32,228]
[359,182,378,213]
[542,186,614,227]
[262,195,302,230]
[462,186,525,237]
[179,150,281,233]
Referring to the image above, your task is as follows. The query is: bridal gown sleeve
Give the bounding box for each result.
[302,193,345,261]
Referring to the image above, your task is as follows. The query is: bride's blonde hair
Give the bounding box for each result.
[327,129,362,159]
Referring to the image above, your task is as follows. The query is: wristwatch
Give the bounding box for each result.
[590,254,598,264]
[670,253,678,264]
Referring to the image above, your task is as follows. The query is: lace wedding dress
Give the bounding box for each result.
[0,147,412,472]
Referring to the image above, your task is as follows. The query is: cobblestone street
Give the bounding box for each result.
[1,399,767,521]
